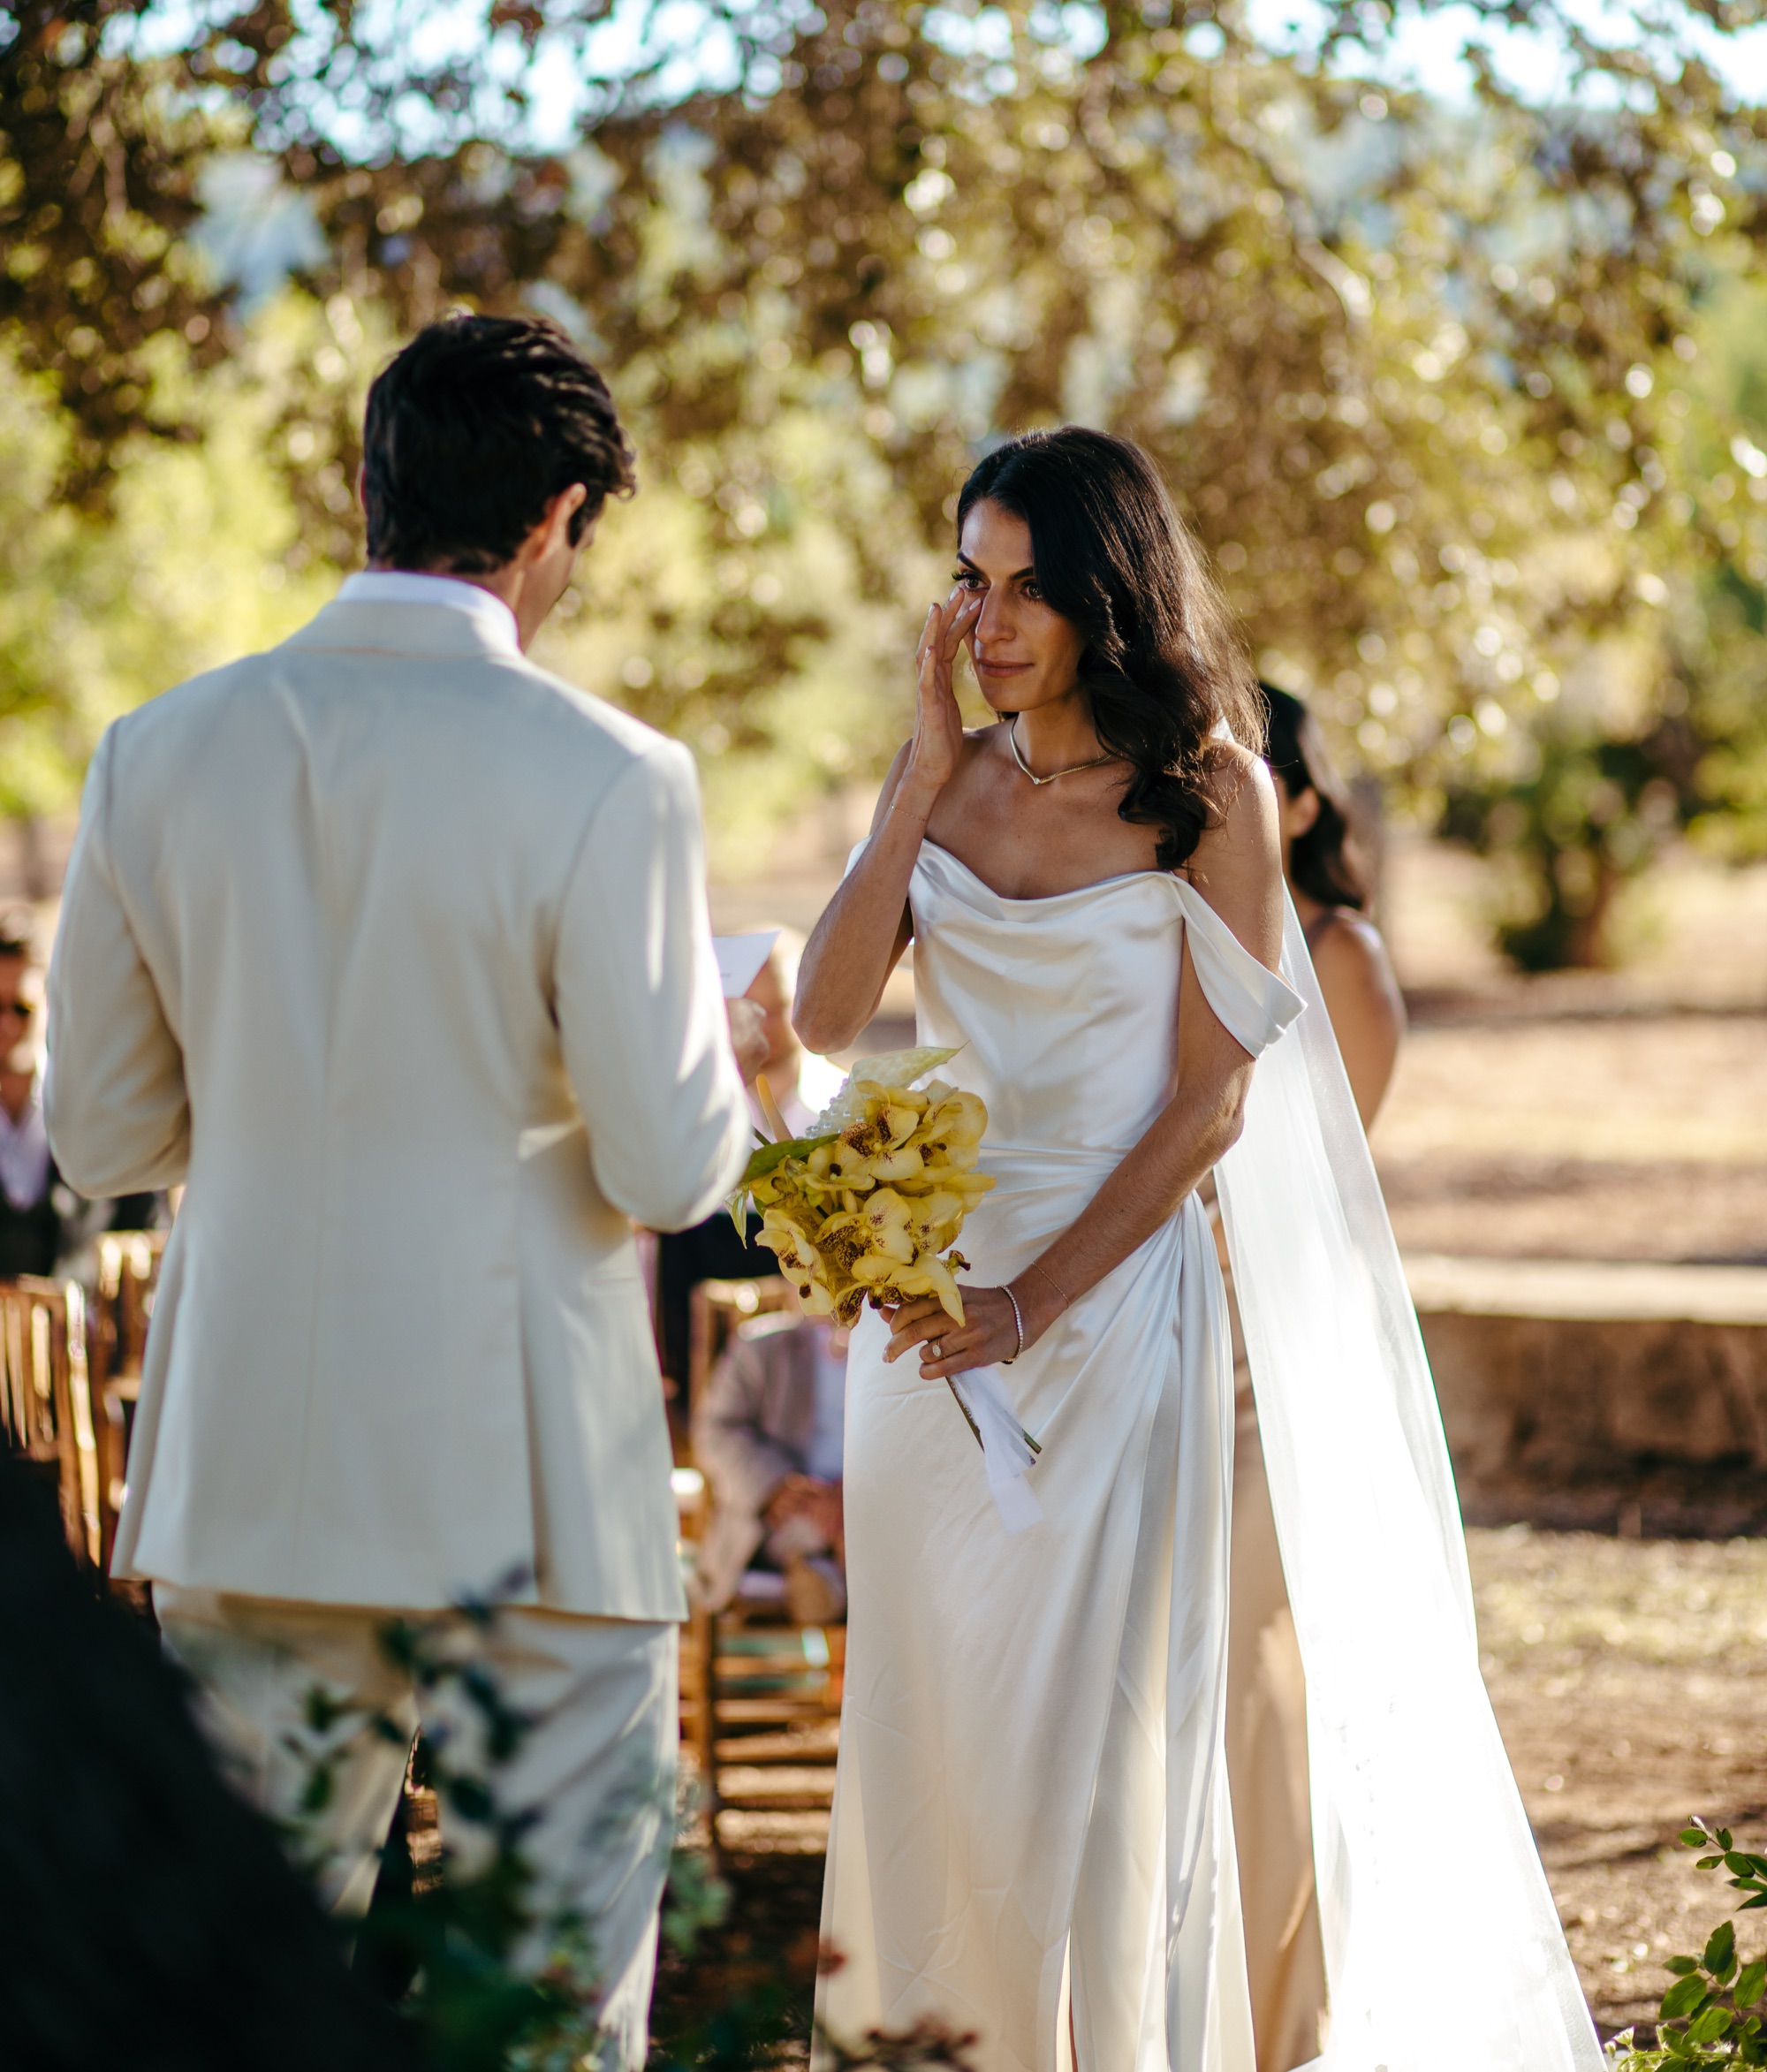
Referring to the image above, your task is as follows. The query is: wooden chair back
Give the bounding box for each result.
[0,1277,100,1564]
[679,1275,843,1862]
[89,1231,167,1567]
[686,1598,844,1866]
[686,1274,791,1421]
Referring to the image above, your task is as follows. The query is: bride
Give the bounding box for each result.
[792,429,1602,2072]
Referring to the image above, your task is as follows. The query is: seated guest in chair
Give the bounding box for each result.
[692,1292,847,1627]
[0,921,160,1283]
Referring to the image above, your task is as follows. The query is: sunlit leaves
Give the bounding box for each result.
[0,0,231,497]
[16,0,1767,958]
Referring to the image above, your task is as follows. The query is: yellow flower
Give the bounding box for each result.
[887,1252,966,1323]
[757,1204,819,1279]
[731,1047,992,1334]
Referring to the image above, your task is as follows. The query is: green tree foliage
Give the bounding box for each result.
[8,0,1767,951]
[0,0,237,499]
[533,396,943,869]
[0,313,337,823]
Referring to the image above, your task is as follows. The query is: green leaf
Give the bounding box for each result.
[727,1128,844,1227]
[1662,1975,1711,2020]
[1667,1956,1702,1975]
[1685,1828,1713,1848]
[1735,1960,1767,2007]
[1707,1922,1739,1974]
[1728,1854,1757,1879]
[740,1132,838,1187]
[1722,1830,1736,1851]
[1700,1856,1726,1870]
[1742,1894,1767,1911]
[1688,2007,1734,2044]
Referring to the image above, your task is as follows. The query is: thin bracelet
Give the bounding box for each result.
[1001,1284,1026,1365]
[1030,1258,1072,1310]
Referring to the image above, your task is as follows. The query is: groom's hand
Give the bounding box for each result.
[726,996,769,1082]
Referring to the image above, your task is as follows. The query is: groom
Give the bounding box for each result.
[45,315,755,2055]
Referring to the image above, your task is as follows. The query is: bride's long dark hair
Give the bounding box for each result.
[957,428,1263,872]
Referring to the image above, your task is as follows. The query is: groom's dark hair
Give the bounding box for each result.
[362,314,636,574]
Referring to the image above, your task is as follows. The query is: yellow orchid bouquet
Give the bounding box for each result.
[732,1047,995,1330]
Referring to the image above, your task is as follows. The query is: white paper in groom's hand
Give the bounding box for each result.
[714,930,780,999]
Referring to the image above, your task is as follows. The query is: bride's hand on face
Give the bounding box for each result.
[905,590,981,797]
[884,1286,1031,1379]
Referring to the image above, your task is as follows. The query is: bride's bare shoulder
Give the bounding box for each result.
[1195,741,1280,865]
[1180,743,1284,961]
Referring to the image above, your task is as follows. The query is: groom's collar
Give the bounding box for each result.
[335,570,521,656]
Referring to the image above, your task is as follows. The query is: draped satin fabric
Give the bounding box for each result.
[1217,897,1604,2072]
[815,839,1603,2072]
[816,841,1295,2071]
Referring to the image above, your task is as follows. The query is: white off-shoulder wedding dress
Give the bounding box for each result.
[815,839,1603,2072]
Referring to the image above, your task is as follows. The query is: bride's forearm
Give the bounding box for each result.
[1010,1066,1253,1341]
[793,773,938,1054]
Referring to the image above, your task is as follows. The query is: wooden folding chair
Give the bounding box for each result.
[689,1599,844,1864]
[681,1274,843,1863]
[0,1277,101,1565]
[686,1275,792,1423]
[88,1231,167,1568]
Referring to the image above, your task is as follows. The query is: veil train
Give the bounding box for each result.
[1193,888,1601,2072]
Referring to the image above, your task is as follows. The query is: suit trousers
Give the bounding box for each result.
[155,1586,676,2066]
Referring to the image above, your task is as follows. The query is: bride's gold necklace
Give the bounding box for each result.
[1005,716,1115,786]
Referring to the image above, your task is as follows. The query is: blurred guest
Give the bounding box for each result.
[655,931,842,1394]
[0,920,159,1282]
[1264,684,1405,1124]
[692,1292,846,1626]
[1225,684,1407,2071]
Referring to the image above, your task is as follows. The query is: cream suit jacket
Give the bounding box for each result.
[45,594,752,1617]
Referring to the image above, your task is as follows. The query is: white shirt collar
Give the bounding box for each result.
[337,570,520,655]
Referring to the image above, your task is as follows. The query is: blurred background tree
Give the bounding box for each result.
[4,0,1765,953]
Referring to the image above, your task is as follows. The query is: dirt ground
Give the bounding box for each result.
[1330,835,1767,1266]
[1470,1526,1767,2039]
[1373,1013,1767,1264]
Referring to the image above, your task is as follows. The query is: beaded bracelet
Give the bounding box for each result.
[1001,1284,1026,1365]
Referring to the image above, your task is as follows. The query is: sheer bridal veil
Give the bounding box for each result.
[1213,893,1602,2072]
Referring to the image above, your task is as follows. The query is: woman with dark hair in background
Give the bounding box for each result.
[793,433,1595,2070]
[1262,683,1405,1127]
[1224,685,1407,2069]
